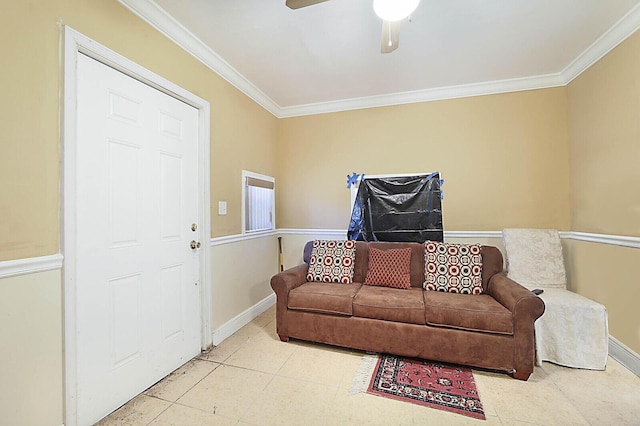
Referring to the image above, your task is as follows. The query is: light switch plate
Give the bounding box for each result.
[218,201,227,215]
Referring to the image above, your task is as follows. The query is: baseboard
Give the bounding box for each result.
[0,253,64,280]
[609,336,640,377]
[211,292,276,346]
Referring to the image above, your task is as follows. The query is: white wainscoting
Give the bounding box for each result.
[209,233,278,346]
[211,293,276,345]
[274,228,640,377]
[4,230,636,376]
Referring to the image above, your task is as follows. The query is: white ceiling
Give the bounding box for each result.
[121,0,640,117]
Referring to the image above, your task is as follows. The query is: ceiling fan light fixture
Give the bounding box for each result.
[373,0,419,22]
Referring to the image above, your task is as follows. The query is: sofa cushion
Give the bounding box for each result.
[353,286,426,325]
[306,240,356,284]
[424,291,513,335]
[424,242,483,295]
[364,247,412,289]
[289,282,362,316]
[365,242,426,287]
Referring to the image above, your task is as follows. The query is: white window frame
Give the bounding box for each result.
[242,170,275,234]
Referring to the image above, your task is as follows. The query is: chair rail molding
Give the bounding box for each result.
[277,228,348,238]
[273,229,640,250]
[210,230,278,247]
[564,232,640,249]
[278,229,505,240]
[0,254,64,280]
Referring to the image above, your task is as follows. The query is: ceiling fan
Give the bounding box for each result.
[285,0,419,53]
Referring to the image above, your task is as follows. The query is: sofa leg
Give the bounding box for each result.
[278,334,290,342]
[512,370,532,381]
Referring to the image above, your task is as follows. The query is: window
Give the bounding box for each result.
[347,172,443,243]
[349,172,444,210]
[242,170,275,233]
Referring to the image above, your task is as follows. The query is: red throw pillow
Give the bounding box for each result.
[423,241,483,295]
[306,240,356,283]
[364,247,412,289]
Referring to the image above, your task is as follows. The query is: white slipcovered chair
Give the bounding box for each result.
[502,228,608,370]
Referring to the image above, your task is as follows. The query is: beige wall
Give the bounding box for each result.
[567,30,640,354]
[0,0,278,262]
[1,0,638,423]
[277,88,572,232]
[0,1,278,424]
[568,32,640,237]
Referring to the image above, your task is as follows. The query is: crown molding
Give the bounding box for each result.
[116,0,281,116]
[118,0,640,119]
[277,73,566,118]
[561,2,640,84]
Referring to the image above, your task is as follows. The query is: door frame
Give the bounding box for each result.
[62,26,212,426]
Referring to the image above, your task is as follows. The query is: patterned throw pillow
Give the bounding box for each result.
[423,242,483,294]
[364,247,412,289]
[306,240,356,283]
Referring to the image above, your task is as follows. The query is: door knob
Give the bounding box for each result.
[190,240,201,250]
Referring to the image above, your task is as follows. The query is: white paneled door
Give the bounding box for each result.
[75,53,201,425]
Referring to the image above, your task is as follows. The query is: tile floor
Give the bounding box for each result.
[99,306,640,425]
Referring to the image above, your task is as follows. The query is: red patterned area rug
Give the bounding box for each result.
[367,354,485,420]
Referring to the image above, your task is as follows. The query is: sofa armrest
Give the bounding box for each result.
[487,273,545,380]
[270,263,309,341]
[488,273,545,318]
[270,263,308,296]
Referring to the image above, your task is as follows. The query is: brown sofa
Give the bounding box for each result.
[270,241,545,380]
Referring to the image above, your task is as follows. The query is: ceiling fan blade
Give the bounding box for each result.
[286,0,330,9]
[380,20,400,53]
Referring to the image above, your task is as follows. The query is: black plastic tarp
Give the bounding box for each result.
[347,173,443,243]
